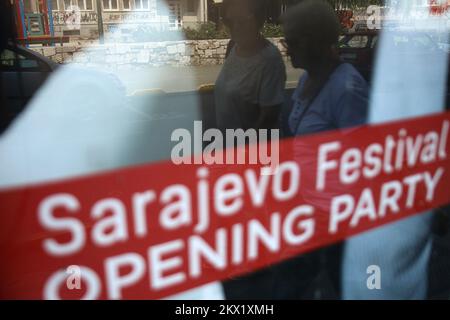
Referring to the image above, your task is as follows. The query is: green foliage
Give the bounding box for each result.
[183,22,229,40]
[262,23,284,38]
[184,22,284,40]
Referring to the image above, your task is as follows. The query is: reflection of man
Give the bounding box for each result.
[215,0,286,299]
[215,0,286,134]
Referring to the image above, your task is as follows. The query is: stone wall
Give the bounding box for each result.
[30,38,289,69]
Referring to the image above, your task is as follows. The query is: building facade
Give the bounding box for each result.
[17,0,209,39]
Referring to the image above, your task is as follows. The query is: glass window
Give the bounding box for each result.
[51,0,60,11]
[339,35,370,49]
[0,49,17,68]
[19,59,39,69]
[2,1,450,303]
[73,0,94,10]
[186,0,195,13]
[0,49,39,70]
[23,0,33,12]
[136,0,150,10]
[103,0,118,10]
[64,0,82,10]
[123,0,131,10]
[347,35,369,48]
[84,0,93,10]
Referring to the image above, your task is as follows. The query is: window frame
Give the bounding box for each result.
[79,0,94,11]
[185,0,196,14]
[51,0,60,11]
[63,0,77,10]
[102,0,119,11]
[122,0,132,11]
[135,0,150,11]
[0,48,49,72]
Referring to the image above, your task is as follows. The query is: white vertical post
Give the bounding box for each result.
[203,0,208,22]
[199,0,207,23]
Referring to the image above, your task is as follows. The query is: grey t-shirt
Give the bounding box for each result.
[214,41,286,131]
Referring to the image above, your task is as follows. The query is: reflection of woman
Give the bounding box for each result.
[279,0,369,299]
[215,0,286,133]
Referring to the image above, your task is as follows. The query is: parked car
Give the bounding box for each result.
[338,30,379,82]
[0,44,57,133]
[338,30,447,80]
[338,30,450,108]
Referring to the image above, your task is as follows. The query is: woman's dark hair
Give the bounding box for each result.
[222,0,269,28]
[282,0,341,46]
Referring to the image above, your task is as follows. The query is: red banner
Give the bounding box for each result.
[0,112,449,300]
[429,0,450,15]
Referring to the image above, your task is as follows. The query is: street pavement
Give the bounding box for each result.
[114,63,304,95]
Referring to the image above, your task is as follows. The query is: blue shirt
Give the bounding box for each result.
[288,63,369,136]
